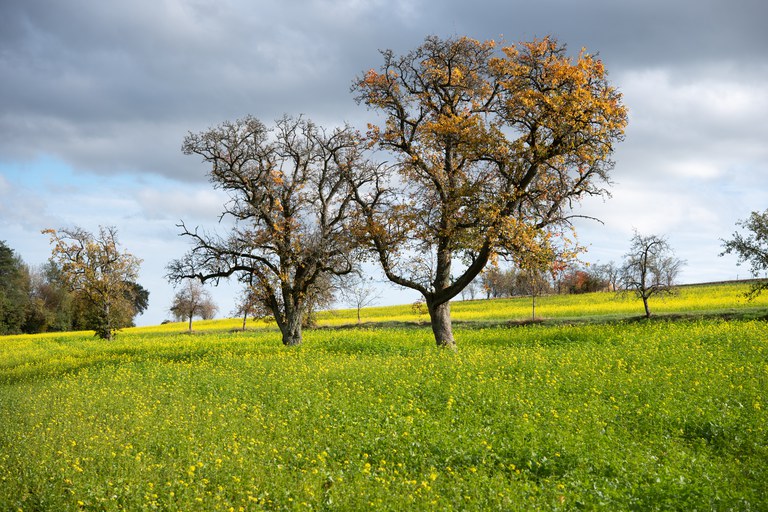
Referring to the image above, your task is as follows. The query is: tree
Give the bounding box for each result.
[93,281,150,329]
[620,231,685,318]
[127,282,150,321]
[199,301,218,320]
[350,35,627,347]
[511,231,569,320]
[560,267,608,294]
[23,262,71,333]
[42,262,76,330]
[43,226,142,340]
[0,241,31,335]
[170,280,217,331]
[520,267,552,320]
[232,275,263,331]
[721,209,768,299]
[594,260,621,291]
[480,265,508,299]
[480,266,510,299]
[339,273,382,324]
[167,116,366,345]
[232,285,275,330]
[459,277,479,301]
[301,273,336,329]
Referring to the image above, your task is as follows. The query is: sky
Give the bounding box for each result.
[1,0,767,326]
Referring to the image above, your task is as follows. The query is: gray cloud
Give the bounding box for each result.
[2,0,766,180]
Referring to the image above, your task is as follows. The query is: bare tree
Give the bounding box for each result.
[302,273,336,329]
[169,280,217,331]
[594,261,621,291]
[350,35,627,347]
[721,209,768,299]
[198,300,218,321]
[339,273,382,324]
[459,278,479,301]
[167,115,366,345]
[232,275,263,331]
[620,232,685,317]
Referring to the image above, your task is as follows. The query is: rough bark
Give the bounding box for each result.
[427,300,456,349]
[280,310,303,346]
[103,301,113,341]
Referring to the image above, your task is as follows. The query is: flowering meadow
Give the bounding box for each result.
[1,284,767,510]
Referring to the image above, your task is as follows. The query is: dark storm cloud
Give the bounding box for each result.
[429,0,768,69]
[0,0,412,179]
[1,0,766,181]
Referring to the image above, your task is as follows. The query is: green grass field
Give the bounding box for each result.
[1,283,767,510]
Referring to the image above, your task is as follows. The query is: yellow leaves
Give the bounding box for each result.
[423,62,467,86]
[358,68,400,108]
[351,35,627,303]
[268,169,284,187]
[493,37,628,149]
[362,68,380,85]
[360,69,387,93]
[365,123,382,148]
[422,111,482,148]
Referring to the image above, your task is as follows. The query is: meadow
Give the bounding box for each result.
[1,283,767,510]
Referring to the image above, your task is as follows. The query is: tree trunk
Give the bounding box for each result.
[188,314,193,332]
[242,311,248,331]
[103,301,113,341]
[280,309,303,346]
[427,300,456,349]
[642,295,651,318]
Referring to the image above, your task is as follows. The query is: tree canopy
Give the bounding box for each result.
[170,280,218,331]
[43,226,143,340]
[721,209,768,299]
[0,241,30,335]
[167,115,368,345]
[350,35,628,347]
[620,231,685,318]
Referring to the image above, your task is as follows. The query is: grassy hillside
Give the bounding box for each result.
[1,283,767,510]
[131,280,768,334]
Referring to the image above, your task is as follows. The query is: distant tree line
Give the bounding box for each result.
[0,232,148,337]
[462,231,687,319]
[471,261,617,300]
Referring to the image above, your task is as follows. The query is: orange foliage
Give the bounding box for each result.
[351,34,626,307]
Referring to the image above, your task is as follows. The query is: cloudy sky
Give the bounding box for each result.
[1,0,767,326]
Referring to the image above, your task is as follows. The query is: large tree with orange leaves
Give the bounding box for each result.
[351,35,627,348]
[167,115,366,345]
